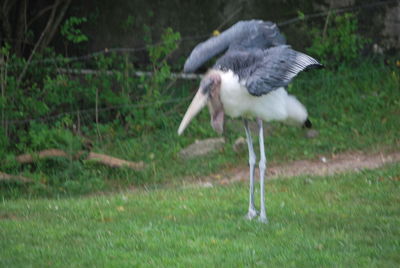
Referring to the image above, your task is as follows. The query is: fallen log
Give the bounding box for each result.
[16,149,69,163]
[16,149,145,171]
[86,152,145,170]
[0,172,34,184]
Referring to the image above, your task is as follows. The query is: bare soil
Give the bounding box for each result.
[202,151,400,185]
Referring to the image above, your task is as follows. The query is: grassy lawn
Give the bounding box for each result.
[1,163,399,267]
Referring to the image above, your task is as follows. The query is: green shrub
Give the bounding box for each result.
[20,122,83,153]
[0,25,181,151]
[307,13,369,67]
[60,16,88,44]
[134,27,181,131]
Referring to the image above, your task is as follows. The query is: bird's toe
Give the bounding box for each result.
[245,209,258,220]
[258,216,269,224]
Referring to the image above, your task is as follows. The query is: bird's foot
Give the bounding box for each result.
[245,208,258,220]
[258,215,268,224]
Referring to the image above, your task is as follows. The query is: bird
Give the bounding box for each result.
[177,20,322,223]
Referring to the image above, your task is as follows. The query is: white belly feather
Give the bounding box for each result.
[218,70,308,125]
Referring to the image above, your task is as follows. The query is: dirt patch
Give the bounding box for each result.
[203,151,400,185]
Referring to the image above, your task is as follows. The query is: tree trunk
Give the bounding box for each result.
[0,0,15,47]
[0,0,72,56]
[14,0,28,57]
[39,0,72,52]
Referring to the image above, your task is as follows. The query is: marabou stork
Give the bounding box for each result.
[178,20,322,223]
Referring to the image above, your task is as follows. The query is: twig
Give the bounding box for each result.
[322,1,333,40]
[0,171,34,184]
[15,14,50,88]
[95,88,99,139]
[58,68,203,80]
[216,6,243,31]
[40,0,72,50]
[0,49,8,136]
[278,0,398,27]
[15,0,72,88]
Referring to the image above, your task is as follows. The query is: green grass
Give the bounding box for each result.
[1,163,399,267]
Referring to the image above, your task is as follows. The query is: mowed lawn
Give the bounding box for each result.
[1,163,399,267]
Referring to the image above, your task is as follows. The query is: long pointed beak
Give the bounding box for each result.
[178,89,208,135]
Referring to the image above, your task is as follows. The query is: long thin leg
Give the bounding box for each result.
[244,119,257,220]
[257,118,268,223]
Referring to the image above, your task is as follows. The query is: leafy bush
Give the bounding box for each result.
[0,25,181,152]
[19,122,83,153]
[307,13,369,67]
[135,27,181,131]
[60,16,88,44]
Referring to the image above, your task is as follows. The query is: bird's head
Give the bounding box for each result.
[178,71,224,135]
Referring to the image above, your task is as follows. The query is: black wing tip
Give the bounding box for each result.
[302,118,312,129]
[304,63,324,72]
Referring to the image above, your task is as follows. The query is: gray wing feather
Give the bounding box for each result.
[183,32,231,73]
[245,46,322,96]
[183,20,285,73]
